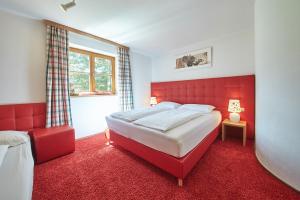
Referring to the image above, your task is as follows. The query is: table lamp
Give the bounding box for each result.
[228,99,242,122]
[150,97,157,106]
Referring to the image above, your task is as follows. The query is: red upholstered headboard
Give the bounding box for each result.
[0,103,46,131]
[151,75,255,138]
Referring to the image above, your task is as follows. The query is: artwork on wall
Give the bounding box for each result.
[175,47,212,70]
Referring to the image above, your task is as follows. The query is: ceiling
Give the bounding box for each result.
[0,0,254,56]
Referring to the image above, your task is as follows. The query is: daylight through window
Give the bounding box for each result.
[69,47,115,96]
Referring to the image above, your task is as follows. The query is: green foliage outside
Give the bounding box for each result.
[95,57,112,91]
[69,51,112,94]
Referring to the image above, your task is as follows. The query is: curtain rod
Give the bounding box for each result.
[44,20,129,50]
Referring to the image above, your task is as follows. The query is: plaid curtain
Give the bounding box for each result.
[46,25,72,127]
[118,47,134,111]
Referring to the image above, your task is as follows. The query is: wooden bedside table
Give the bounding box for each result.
[222,119,247,146]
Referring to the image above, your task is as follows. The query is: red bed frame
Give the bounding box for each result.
[109,75,255,186]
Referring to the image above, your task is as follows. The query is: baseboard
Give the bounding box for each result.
[75,132,104,141]
[255,150,300,192]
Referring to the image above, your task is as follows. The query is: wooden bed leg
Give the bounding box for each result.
[105,128,110,145]
[178,178,183,187]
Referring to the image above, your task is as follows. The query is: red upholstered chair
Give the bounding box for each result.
[0,103,75,164]
[29,125,75,164]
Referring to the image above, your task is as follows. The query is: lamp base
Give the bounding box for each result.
[229,112,240,123]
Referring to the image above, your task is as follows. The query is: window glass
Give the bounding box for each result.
[68,48,115,96]
[69,51,90,94]
[95,57,112,92]
[95,57,112,74]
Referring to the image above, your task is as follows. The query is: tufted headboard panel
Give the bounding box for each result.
[0,103,46,131]
[151,75,255,138]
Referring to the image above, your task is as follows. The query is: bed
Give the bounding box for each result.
[107,75,255,186]
[0,131,34,200]
[106,111,221,158]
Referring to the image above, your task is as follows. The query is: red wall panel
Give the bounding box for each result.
[0,103,46,131]
[0,106,15,130]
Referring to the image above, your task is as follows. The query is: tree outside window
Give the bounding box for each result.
[69,47,115,96]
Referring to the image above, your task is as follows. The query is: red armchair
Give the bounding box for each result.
[0,103,75,164]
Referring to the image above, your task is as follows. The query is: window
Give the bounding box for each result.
[69,47,115,96]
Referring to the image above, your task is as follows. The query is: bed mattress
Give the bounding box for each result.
[106,111,221,158]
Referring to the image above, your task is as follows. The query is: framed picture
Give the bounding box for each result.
[175,47,212,70]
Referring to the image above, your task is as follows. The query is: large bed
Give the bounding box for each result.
[107,75,255,186]
[106,111,221,158]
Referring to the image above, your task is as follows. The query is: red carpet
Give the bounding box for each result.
[33,134,299,200]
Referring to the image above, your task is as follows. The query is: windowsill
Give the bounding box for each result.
[70,92,116,98]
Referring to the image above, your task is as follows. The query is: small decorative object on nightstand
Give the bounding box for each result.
[150,97,157,106]
[228,99,242,122]
[222,119,247,146]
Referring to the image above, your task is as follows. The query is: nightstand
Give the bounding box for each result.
[222,119,247,146]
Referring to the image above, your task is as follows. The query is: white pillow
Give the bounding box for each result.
[179,104,215,113]
[155,101,181,109]
[0,131,29,147]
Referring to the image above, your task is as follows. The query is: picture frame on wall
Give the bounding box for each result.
[175,47,212,70]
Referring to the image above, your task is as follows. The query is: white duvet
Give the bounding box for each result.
[133,108,204,131]
[111,106,170,122]
[0,131,29,167]
[0,145,8,167]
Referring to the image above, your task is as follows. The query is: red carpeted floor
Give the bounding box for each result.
[33,134,300,200]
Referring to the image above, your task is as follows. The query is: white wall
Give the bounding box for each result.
[255,0,300,191]
[0,10,46,104]
[131,52,152,108]
[71,95,120,138]
[151,30,254,82]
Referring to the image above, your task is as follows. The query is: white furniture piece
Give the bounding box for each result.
[0,133,34,200]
